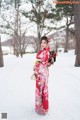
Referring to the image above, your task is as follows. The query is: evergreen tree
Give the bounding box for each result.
[23,0,55,51]
[55,0,74,52]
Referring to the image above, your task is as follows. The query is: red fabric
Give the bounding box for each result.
[42,85,49,110]
[35,46,49,115]
[43,99,48,110]
[36,47,50,65]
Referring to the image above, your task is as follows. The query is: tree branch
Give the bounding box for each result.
[0,30,14,37]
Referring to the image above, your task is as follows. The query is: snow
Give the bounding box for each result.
[0,50,80,120]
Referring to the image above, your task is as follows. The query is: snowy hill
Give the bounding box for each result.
[0,50,80,120]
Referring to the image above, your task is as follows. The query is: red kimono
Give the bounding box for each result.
[34,47,50,115]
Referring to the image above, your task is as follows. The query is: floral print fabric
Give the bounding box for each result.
[35,47,49,115]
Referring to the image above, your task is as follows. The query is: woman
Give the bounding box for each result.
[33,36,50,115]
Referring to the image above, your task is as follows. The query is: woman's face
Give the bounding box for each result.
[41,40,48,49]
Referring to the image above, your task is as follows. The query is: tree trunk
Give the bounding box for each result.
[14,0,20,57]
[56,41,58,52]
[64,16,69,52]
[0,37,4,67]
[0,0,4,67]
[74,2,80,67]
[37,24,41,52]
[75,36,77,55]
[36,2,41,52]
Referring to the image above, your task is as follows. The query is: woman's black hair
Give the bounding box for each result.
[40,36,48,43]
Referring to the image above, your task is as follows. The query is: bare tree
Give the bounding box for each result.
[0,0,34,57]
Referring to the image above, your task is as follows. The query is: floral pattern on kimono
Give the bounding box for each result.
[35,47,50,115]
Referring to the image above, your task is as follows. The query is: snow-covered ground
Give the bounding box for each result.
[0,50,80,120]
